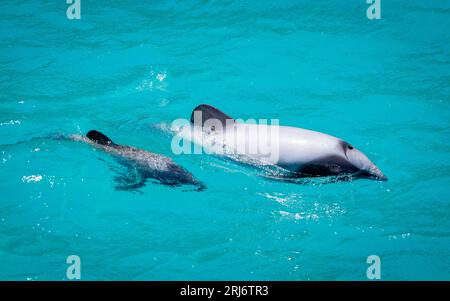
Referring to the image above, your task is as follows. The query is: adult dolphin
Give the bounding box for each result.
[72,130,205,191]
[187,104,387,181]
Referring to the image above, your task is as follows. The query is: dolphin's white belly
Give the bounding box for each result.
[276,126,345,171]
[224,124,344,171]
[177,123,345,172]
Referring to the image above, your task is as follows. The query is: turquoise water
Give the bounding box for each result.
[1,0,450,280]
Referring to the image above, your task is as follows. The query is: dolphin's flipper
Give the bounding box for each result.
[113,165,147,192]
[190,104,235,128]
[96,157,146,192]
[114,176,146,192]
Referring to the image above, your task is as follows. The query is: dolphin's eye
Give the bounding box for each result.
[348,145,354,150]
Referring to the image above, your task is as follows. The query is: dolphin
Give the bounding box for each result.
[186,104,387,181]
[75,130,205,191]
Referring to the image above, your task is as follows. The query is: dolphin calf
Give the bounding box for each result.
[185,104,387,181]
[74,130,205,191]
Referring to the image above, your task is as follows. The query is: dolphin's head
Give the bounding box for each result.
[342,142,387,181]
[86,130,115,146]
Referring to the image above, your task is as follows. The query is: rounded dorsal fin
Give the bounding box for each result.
[190,104,235,129]
[86,130,116,146]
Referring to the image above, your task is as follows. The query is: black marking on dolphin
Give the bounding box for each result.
[85,130,205,192]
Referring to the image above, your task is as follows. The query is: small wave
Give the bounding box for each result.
[279,210,319,221]
[136,69,167,92]
[0,120,21,126]
[21,175,43,183]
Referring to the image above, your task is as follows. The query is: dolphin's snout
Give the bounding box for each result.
[368,165,388,181]
[345,146,387,181]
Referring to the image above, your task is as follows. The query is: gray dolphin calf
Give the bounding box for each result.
[188,104,387,181]
[76,130,205,191]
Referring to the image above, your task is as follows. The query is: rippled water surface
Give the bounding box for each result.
[1,0,450,280]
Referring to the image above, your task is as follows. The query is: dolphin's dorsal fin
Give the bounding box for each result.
[190,104,235,129]
[86,130,116,146]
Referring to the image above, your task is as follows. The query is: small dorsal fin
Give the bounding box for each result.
[86,130,116,146]
[190,104,235,128]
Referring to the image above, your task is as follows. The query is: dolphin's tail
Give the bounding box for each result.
[86,130,116,146]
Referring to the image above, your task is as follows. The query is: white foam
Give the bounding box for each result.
[21,175,43,183]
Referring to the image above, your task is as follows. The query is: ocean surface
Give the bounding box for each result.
[1,0,449,280]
